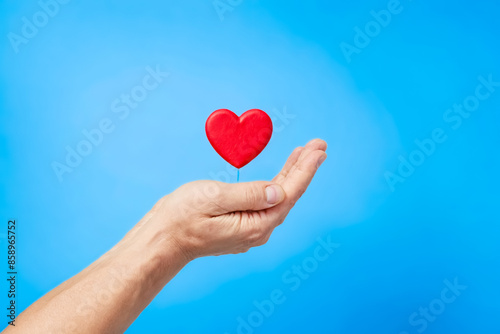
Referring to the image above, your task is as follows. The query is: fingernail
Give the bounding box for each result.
[266,185,280,204]
[317,155,326,168]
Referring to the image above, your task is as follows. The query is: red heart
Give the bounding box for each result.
[206,109,273,169]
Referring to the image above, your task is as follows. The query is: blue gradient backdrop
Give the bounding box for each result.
[1,1,499,333]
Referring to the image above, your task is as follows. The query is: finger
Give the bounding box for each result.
[267,150,327,224]
[280,138,327,184]
[293,139,327,168]
[283,139,327,180]
[273,139,327,184]
[304,138,328,152]
[209,181,286,215]
[272,146,303,184]
[283,150,327,207]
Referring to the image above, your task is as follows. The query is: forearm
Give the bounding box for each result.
[4,223,189,334]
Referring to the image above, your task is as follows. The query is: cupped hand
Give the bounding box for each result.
[134,139,327,261]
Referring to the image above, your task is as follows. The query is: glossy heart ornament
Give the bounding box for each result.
[206,109,273,169]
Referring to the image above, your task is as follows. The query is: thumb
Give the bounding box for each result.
[214,181,286,213]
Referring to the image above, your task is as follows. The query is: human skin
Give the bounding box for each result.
[3,139,327,334]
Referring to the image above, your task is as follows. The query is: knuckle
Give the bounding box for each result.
[237,247,251,254]
[246,224,268,246]
[297,186,307,197]
[245,186,262,207]
[277,170,288,180]
[259,233,271,246]
[275,215,286,227]
[254,231,271,247]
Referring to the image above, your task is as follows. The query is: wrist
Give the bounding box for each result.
[121,221,192,273]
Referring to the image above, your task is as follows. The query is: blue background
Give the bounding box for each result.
[1,1,499,333]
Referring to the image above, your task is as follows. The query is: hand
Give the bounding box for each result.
[131,139,327,261]
[4,139,327,334]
